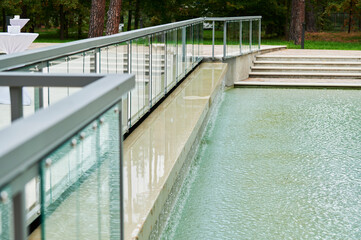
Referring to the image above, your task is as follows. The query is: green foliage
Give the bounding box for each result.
[262,38,361,50]
[0,0,360,39]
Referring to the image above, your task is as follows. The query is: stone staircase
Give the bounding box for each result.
[248,55,361,80]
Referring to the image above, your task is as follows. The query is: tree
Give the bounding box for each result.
[106,0,122,35]
[289,0,305,44]
[89,0,106,38]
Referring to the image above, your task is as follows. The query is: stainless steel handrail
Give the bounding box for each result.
[0,73,135,240]
[0,18,204,71]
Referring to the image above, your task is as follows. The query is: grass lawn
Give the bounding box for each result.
[32,28,361,51]
[203,29,361,50]
[34,28,83,43]
[262,32,361,50]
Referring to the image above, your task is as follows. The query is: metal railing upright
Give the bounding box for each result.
[205,16,262,59]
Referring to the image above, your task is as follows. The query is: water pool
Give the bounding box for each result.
[160,88,361,239]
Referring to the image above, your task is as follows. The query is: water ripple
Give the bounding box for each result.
[161,88,361,240]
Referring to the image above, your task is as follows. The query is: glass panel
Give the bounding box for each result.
[241,20,250,54]
[226,21,240,57]
[166,30,177,91]
[100,46,115,74]
[117,43,130,74]
[186,25,193,73]
[130,37,150,125]
[41,103,121,240]
[151,33,165,104]
[214,21,224,57]
[202,21,213,57]
[177,28,185,81]
[194,23,203,62]
[46,51,95,106]
[0,187,13,240]
[122,94,129,134]
[25,177,40,225]
[252,19,260,51]
[100,44,129,74]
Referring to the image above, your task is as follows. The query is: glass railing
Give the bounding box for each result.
[0,73,134,240]
[0,16,262,240]
[0,18,204,134]
[204,16,262,59]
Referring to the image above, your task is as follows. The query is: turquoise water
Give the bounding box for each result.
[160,88,361,239]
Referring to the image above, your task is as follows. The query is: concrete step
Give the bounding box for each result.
[253,61,361,68]
[234,79,361,88]
[251,66,361,73]
[256,55,361,62]
[249,71,361,79]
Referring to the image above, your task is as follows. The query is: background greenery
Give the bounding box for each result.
[0,0,360,49]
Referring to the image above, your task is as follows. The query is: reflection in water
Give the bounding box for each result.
[162,88,361,240]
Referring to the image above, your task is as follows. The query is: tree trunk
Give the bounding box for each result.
[59,5,65,40]
[305,0,317,32]
[106,0,122,35]
[134,0,140,29]
[127,0,132,31]
[284,0,290,40]
[289,0,305,44]
[78,12,82,39]
[89,0,106,38]
[65,16,69,39]
[2,8,6,32]
[348,1,352,33]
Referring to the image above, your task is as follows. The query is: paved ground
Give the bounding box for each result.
[28,42,59,50]
[262,49,361,57]
[240,49,361,85]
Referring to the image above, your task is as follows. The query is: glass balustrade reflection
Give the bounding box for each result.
[166,30,178,91]
[130,37,150,126]
[151,33,166,103]
[226,21,240,57]
[242,20,250,54]
[252,20,260,51]
[40,104,121,240]
[186,25,193,72]
[177,28,185,81]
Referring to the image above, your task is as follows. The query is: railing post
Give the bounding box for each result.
[117,101,125,240]
[212,21,215,60]
[182,27,186,63]
[249,20,252,52]
[164,32,167,95]
[10,87,23,122]
[128,41,132,128]
[223,21,227,58]
[259,19,261,50]
[150,36,153,108]
[13,189,27,240]
[240,20,243,55]
[95,47,100,73]
[175,29,178,84]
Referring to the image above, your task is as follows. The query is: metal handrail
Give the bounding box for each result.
[205,16,262,59]
[0,73,135,240]
[206,16,262,21]
[0,18,204,71]
[0,73,134,189]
